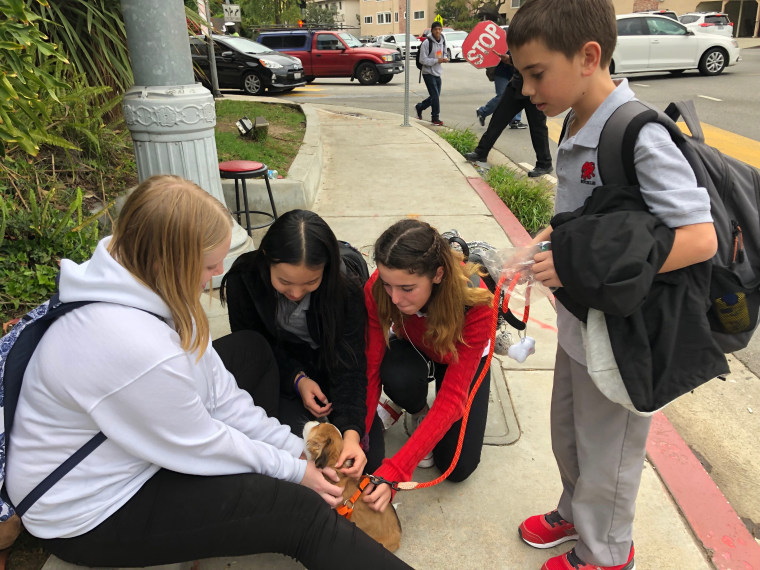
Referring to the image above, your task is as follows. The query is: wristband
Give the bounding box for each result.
[294,372,306,394]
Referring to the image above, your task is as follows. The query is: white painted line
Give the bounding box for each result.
[633,83,650,87]
[698,94,722,102]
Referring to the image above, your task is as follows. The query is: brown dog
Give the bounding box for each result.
[303,421,402,552]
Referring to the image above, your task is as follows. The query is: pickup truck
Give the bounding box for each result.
[256,30,403,85]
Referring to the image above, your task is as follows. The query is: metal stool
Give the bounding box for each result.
[219,160,278,232]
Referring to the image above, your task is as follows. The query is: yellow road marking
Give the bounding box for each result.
[547,117,760,170]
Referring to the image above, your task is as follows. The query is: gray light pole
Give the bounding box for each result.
[120,0,254,285]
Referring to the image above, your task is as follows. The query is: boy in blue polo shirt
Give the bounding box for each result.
[507,1,718,569]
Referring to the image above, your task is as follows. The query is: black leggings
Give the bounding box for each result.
[40,331,411,570]
[367,338,491,482]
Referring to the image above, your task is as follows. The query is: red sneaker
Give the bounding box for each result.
[519,510,579,549]
[542,545,635,570]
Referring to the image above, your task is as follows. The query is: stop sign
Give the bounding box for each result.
[462,21,508,69]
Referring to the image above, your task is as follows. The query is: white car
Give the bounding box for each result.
[375,34,421,59]
[613,14,741,76]
[679,12,734,38]
[442,30,468,61]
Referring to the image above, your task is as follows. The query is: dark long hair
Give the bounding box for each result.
[224,210,355,369]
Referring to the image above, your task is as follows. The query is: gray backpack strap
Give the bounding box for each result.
[597,100,657,186]
[663,100,705,143]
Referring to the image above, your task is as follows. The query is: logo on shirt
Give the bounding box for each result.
[580,161,596,185]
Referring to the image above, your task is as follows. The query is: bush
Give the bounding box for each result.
[486,165,554,235]
[438,128,478,156]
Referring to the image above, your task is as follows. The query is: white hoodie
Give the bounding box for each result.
[6,237,306,539]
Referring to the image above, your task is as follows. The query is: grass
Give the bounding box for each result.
[214,100,305,174]
[438,128,478,156]
[486,165,554,235]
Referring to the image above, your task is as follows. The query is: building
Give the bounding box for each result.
[309,0,362,31]
[500,0,759,37]
[359,0,437,37]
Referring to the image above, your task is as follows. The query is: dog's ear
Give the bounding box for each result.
[314,436,332,469]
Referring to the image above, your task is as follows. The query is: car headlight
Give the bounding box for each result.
[259,58,283,69]
[382,54,394,62]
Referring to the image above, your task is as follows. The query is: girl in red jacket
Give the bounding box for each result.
[362,219,493,512]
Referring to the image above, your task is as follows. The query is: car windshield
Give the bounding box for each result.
[339,33,362,48]
[679,15,700,24]
[217,36,273,54]
[444,31,467,41]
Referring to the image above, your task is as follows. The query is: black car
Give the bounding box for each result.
[190,35,306,95]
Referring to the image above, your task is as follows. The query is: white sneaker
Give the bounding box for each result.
[377,398,403,430]
[404,405,435,469]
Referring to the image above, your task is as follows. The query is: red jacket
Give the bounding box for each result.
[364,270,492,483]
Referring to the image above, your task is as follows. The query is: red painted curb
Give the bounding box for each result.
[647,412,760,568]
[469,173,760,567]
[467,177,532,248]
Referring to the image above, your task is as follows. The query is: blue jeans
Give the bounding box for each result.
[478,75,522,122]
[419,73,442,121]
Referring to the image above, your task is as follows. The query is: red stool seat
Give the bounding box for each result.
[219,160,277,233]
[219,160,265,173]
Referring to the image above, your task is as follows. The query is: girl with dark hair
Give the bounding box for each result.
[361,218,494,513]
[221,210,369,478]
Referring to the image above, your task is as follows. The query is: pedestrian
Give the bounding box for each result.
[477,53,526,129]
[221,209,368,480]
[465,48,553,177]
[5,175,410,569]
[507,1,719,569]
[415,21,449,126]
[359,219,493,513]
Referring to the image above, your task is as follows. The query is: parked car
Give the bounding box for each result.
[613,14,741,76]
[190,35,305,95]
[679,12,734,38]
[257,30,403,85]
[441,30,468,61]
[636,9,678,20]
[375,34,422,59]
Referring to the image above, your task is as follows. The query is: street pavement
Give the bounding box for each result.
[45,61,760,569]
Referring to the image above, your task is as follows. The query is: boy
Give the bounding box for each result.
[415,21,448,126]
[506,1,718,569]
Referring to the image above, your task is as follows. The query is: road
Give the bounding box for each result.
[231,47,760,538]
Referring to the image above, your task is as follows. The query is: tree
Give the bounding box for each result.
[436,0,470,23]
[302,3,338,28]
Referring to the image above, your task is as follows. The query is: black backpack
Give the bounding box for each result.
[0,294,106,521]
[338,241,369,285]
[585,99,760,352]
[415,37,429,70]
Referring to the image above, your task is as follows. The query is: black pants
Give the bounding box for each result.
[40,331,410,570]
[367,338,491,482]
[474,81,552,169]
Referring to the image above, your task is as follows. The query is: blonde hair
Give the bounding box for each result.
[108,175,232,358]
[372,219,493,359]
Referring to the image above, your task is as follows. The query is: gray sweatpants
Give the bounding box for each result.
[551,346,652,566]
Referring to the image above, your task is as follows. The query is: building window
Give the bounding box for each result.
[377,11,391,23]
[413,10,424,19]
[364,15,373,23]
[511,0,521,7]
[394,11,398,22]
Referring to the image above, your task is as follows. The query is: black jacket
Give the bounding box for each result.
[222,251,367,437]
[551,185,729,412]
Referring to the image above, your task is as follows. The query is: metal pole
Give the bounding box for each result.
[402,0,410,127]
[120,0,254,283]
[204,0,222,97]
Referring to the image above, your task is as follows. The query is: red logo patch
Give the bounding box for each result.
[581,161,596,181]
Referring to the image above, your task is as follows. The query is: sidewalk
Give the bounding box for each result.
[45,104,760,569]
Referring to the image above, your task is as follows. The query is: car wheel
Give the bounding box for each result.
[356,62,380,85]
[698,47,727,76]
[305,76,316,83]
[378,75,393,84]
[242,71,264,95]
